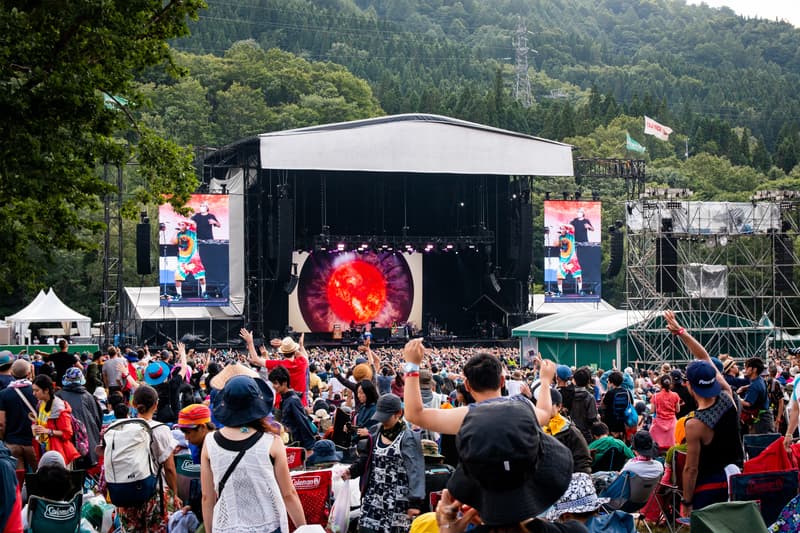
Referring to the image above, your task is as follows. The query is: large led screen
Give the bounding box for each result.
[158,194,230,307]
[289,251,423,333]
[544,200,602,302]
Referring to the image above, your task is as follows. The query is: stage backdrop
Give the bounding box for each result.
[159,194,231,307]
[544,200,602,303]
[289,251,423,333]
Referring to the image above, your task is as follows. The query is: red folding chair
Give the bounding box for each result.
[286,447,307,470]
[290,469,333,527]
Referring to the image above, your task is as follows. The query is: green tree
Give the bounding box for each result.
[0,0,205,294]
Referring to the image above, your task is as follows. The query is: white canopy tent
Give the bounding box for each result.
[6,288,92,341]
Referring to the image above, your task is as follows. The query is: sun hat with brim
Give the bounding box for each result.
[209,363,259,390]
[213,375,272,427]
[545,473,609,521]
[373,393,402,423]
[723,359,736,374]
[421,439,444,459]
[175,404,212,429]
[144,361,171,386]
[306,439,343,465]
[686,360,721,399]
[279,336,300,354]
[447,398,572,526]
[0,350,13,369]
[62,367,86,386]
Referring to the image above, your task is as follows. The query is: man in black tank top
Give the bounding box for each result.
[665,311,744,517]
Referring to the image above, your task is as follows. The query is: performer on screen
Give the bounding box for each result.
[173,220,208,301]
[191,201,221,240]
[556,223,582,296]
[569,208,594,243]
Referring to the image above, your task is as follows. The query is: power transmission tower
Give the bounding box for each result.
[512,18,534,108]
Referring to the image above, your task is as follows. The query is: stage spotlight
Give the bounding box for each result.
[459,201,465,207]
[337,242,345,251]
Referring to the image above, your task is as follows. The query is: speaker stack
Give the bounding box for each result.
[136,222,152,275]
[656,218,678,293]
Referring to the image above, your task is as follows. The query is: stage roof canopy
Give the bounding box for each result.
[257,113,574,176]
[123,287,241,321]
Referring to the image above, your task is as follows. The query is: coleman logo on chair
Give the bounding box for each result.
[44,503,76,520]
[181,458,201,473]
[293,475,322,490]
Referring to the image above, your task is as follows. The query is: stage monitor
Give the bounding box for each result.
[158,194,230,307]
[543,200,602,303]
[288,251,422,334]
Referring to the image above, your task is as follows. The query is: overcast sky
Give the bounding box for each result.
[685,0,800,27]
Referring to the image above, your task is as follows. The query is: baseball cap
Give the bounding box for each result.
[686,360,721,398]
[632,430,658,458]
[0,350,13,369]
[447,398,572,525]
[373,393,402,423]
[556,365,572,381]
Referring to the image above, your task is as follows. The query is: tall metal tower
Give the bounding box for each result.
[512,19,533,108]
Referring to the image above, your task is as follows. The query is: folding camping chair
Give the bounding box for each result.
[743,433,782,460]
[592,446,629,473]
[654,451,688,533]
[728,469,799,525]
[174,453,201,504]
[286,447,307,470]
[26,490,82,533]
[24,469,84,504]
[290,469,333,528]
[690,500,768,533]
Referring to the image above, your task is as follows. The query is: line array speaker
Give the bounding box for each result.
[136,223,152,275]
[606,229,624,277]
[656,236,678,293]
[774,233,794,292]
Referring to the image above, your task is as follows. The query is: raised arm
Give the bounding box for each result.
[175,342,189,380]
[403,338,467,435]
[664,310,732,398]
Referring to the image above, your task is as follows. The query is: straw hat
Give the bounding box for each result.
[279,336,300,355]
[210,363,259,390]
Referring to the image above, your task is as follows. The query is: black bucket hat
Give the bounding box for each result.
[447,398,573,525]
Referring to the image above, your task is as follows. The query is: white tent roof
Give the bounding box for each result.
[259,113,574,176]
[528,294,616,317]
[5,288,92,338]
[124,287,240,320]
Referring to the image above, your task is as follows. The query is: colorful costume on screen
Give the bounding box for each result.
[557,224,582,294]
[174,221,207,299]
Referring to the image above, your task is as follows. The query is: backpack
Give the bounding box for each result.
[612,389,634,424]
[103,419,165,507]
[70,415,90,457]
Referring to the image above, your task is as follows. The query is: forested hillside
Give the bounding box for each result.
[175,0,800,155]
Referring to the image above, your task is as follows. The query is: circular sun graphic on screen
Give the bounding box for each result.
[326,261,387,322]
[298,252,414,331]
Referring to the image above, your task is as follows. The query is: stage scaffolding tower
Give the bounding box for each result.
[625,196,800,365]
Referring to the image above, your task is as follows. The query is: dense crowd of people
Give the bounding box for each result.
[1,312,799,532]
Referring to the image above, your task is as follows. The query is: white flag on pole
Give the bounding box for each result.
[644,115,673,141]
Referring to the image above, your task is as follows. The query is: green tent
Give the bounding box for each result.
[512,310,648,369]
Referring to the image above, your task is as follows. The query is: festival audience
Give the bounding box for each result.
[1,317,794,531]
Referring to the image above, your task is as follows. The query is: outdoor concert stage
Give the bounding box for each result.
[130,114,574,345]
